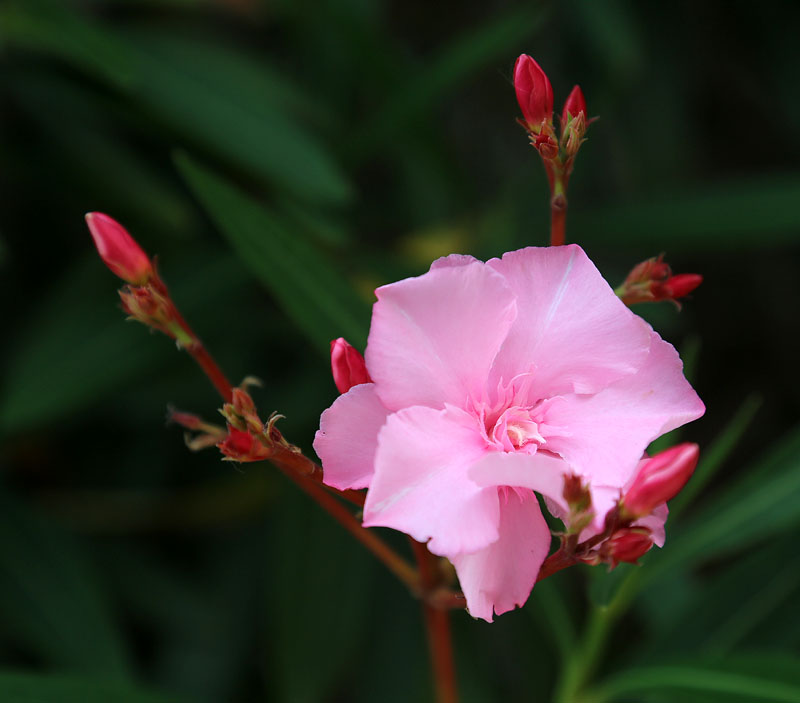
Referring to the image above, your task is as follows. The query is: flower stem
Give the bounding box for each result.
[277,462,418,589]
[166,301,234,403]
[550,174,568,247]
[554,569,643,703]
[411,540,458,703]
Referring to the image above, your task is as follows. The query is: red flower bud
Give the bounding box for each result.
[622,443,700,518]
[330,338,371,394]
[618,255,703,306]
[85,212,153,285]
[218,427,271,462]
[662,273,703,300]
[604,527,653,567]
[561,84,587,124]
[514,54,554,131]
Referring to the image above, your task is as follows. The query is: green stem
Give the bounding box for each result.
[554,570,643,703]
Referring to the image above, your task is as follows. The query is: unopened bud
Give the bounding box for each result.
[330,338,371,394]
[218,427,272,462]
[119,285,172,334]
[514,54,554,132]
[659,274,703,301]
[86,212,153,285]
[603,527,653,567]
[561,84,587,126]
[622,443,699,519]
[617,255,703,306]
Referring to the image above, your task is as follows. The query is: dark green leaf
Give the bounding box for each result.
[0,494,131,678]
[0,0,352,205]
[592,655,800,703]
[175,152,370,352]
[0,672,180,703]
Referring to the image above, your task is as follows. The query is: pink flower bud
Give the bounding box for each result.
[561,84,587,123]
[514,54,554,131]
[623,443,700,518]
[604,527,653,566]
[86,212,153,285]
[330,338,371,394]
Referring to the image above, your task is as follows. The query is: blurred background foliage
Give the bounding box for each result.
[1,0,800,701]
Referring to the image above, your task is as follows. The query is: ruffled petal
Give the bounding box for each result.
[313,384,389,490]
[363,405,500,556]
[451,490,551,622]
[488,245,651,398]
[467,450,572,514]
[544,330,706,486]
[365,261,517,412]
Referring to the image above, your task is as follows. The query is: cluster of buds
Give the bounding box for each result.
[562,443,699,570]
[86,213,196,347]
[616,254,703,307]
[218,382,300,462]
[169,381,301,463]
[513,55,591,179]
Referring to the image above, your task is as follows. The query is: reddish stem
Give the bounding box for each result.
[550,200,567,247]
[411,540,458,703]
[276,463,418,589]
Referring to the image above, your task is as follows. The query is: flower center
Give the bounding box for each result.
[490,406,547,453]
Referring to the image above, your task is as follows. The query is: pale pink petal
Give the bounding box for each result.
[365,262,517,412]
[638,503,668,547]
[362,405,500,555]
[488,245,651,398]
[429,253,479,270]
[467,451,572,514]
[545,330,705,486]
[451,490,551,622]
[313,384,389,490]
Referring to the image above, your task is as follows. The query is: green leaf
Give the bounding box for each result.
[0,0,352,205]
[648,424,800,579]
[592,656,800,703]
[0,672,180,703]
[0,253,243,436]
[571,175,800,251]
[175,152,370,352]
[0,494,132,678]
[267,489,375,703]
[346,5,544,162]
[667,395,761,521]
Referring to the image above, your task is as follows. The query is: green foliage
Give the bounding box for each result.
[2,0,799,700]
[0,672,180,703]
[175,153,370,352]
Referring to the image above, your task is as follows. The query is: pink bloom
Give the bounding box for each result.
[622,443,699,519]
[514,55,554,130]
[85,212,153,285]
[314,246,704,621]
[330,337,372,394]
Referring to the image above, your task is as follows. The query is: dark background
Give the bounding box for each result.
[1,1,799,701]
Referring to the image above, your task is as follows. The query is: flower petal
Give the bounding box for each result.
[365,261,517,412]
[363,405,499,556]
[544,330,706,486]
[488,245,651,398]
[313,384,389,490]
[451,490,551,622]
[467,450,572,514]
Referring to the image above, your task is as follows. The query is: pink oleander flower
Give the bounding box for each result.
[314,246,704,621]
